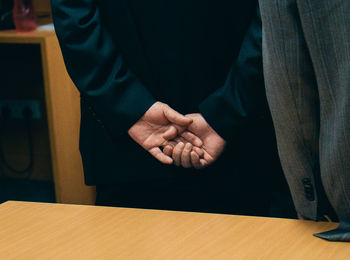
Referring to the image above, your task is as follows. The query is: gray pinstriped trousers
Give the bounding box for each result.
[259,0,350,240]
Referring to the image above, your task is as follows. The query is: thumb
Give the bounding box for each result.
[163,105,192,126]
[162,125,178,140]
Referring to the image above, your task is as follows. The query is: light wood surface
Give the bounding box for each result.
[0,201,348,259]
[0,31,95,204]
[0,30,55,44]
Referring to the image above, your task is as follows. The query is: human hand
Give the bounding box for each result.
[164,113,226,169]
[128,102,202,164]
[163,135,205,168]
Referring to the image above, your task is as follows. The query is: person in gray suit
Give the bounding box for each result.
[258,0,350,241]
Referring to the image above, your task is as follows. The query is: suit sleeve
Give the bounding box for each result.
[199,7,269,142]
[51,0,156,139]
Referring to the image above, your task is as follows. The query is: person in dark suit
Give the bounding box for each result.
[51,0,291,216]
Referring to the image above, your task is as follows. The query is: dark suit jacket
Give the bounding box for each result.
[51,0,285,210]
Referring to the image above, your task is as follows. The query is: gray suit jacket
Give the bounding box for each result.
[259,0,350,242]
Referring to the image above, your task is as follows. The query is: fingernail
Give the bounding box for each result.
[185,143,192,151]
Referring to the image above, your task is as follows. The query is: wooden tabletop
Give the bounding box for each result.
[0,30,55,44]
[0,201,348,259]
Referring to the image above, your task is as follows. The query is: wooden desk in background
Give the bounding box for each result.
[0,201,348,259]
[0,30,95,205]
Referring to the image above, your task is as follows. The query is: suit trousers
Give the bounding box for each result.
[259,0,350,227]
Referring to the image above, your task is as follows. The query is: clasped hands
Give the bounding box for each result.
[128,102,226,169]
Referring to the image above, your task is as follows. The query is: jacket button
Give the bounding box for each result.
[302,178,311,185]
[302,178,315,201]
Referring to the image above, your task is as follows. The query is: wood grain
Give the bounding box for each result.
[0,201,348,260]
[40,31,95,205]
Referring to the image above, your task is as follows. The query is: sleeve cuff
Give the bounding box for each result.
[199,93,245,143]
